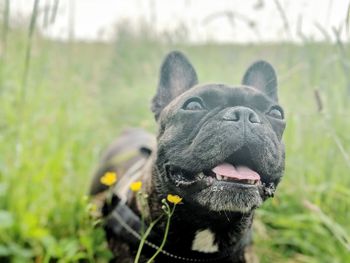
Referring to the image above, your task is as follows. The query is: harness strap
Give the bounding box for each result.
[113,158,147,202]
[101,152,229,262]
[105,200,229,262]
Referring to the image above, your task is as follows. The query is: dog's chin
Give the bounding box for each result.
[193,184,263,213]
[165,167,277,213]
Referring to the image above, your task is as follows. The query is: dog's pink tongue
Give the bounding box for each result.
[212,163,260,180]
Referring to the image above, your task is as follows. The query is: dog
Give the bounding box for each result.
[90,51,286,263]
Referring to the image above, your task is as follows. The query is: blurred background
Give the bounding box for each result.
[7,0,350,43]
[0,0,349,262]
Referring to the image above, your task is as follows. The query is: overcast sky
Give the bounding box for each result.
[8,0,350,43]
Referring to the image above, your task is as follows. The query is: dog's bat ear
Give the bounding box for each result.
[242,60,278,102]
[151,51,198,120]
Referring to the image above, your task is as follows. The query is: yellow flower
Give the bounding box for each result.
[100,172,117,186]
[130,181,142,192]
[167,194,182,204]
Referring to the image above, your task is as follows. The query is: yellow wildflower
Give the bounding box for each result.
[167,194,182,205]
[130,181,142,192]
[100,172,117,186]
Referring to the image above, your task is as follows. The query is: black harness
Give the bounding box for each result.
[102,189,230,262]
[97,148,232,262]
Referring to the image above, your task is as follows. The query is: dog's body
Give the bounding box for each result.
[90,51,286,263]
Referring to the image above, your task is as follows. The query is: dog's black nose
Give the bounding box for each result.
[223,107,261,123]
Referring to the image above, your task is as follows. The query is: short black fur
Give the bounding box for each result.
[91,51,286,263]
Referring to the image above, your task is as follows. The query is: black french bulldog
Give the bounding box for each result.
[90,51,286,263]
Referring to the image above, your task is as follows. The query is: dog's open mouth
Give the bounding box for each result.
[203,163,261,185]
[170,163,261,187]
[168,147,264,188]
[164,146,277,212]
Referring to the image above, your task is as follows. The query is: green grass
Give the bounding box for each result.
[0,29,349,262]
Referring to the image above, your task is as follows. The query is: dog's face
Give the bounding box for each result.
[151,51,285,213]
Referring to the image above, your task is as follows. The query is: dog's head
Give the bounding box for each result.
[151,51,285,213]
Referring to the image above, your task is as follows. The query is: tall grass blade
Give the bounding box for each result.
[345,0,350,36]
[50,0,60,25]
[2,0,10,57]
[304,200,350,251]
[20,0,40,103]
[314,22,331,42]
[43,2,50,29]
[332,26,350,97]
[273,0,292,40]
[0,0,10,89]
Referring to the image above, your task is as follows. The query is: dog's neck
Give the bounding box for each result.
[125,156,255,262]
[137,185,254,262]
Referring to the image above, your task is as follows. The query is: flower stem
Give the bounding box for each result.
[146,205,176,263]
[134,215,162,263]
[137,192,145,235]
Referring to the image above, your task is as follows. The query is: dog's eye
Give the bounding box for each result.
[183,98,205,111]
[267,106,284,119]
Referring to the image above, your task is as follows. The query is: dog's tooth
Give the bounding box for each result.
[216,174,223,181]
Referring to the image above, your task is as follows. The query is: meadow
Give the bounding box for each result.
[0,26,349,262]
